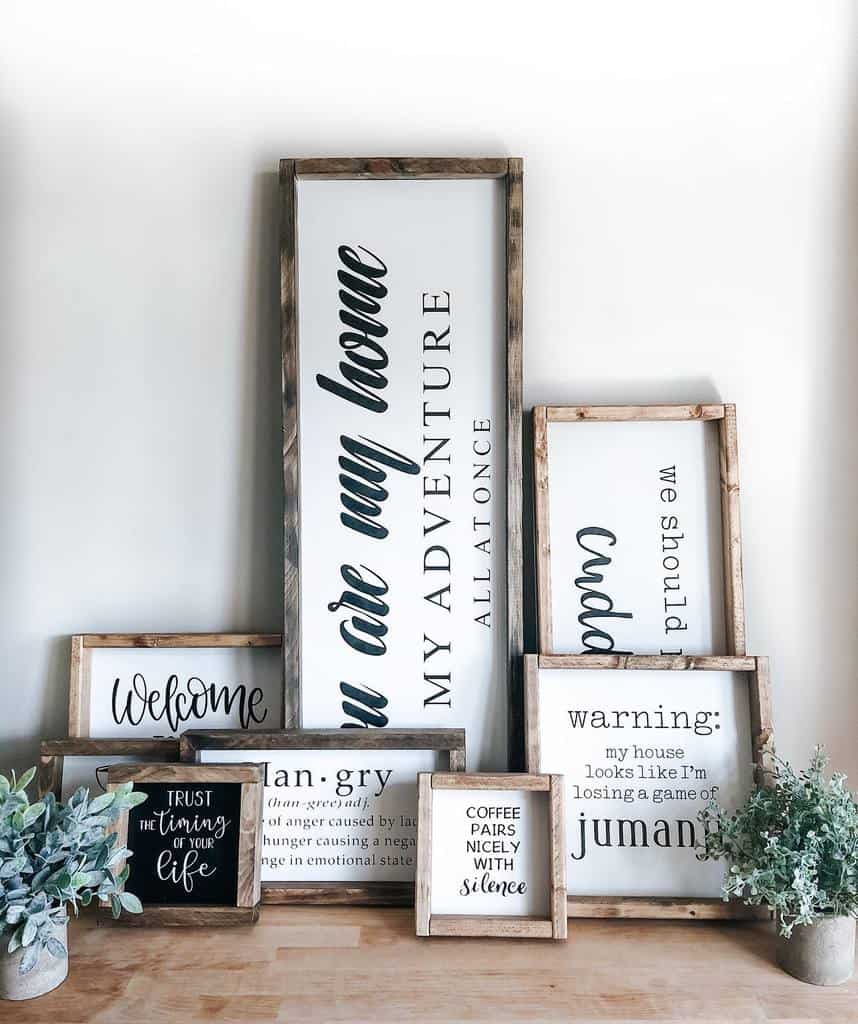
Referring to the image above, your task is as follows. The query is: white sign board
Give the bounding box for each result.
[532,665,752,898]
[545,418,725,654]
[200,746,439,883]
[84,646,283,738]
[429,787,549,918]
[296,178,508,769]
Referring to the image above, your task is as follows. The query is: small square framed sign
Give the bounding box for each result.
[415,773,566,939]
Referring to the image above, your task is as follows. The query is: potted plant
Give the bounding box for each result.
[0,767,147,1000]
[698,747,858,985]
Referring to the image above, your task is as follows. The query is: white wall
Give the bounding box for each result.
[2,2,855,780]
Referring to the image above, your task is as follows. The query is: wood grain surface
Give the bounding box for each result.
[8,908,856,1022]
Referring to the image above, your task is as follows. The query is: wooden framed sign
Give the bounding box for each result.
[281,158,523,770]
[525,654,773,919]
[37,738,180,801]
[533,404,745,657]
[181,728,466,905]
[105,762,264,926]
[415,773,566,939]
[68,633,283,738]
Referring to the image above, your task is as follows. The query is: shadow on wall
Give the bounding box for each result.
[800,73,858,776]
[232,169,284,631]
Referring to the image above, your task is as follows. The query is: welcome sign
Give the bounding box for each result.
[283,160,523,770]
[68,635,283,738]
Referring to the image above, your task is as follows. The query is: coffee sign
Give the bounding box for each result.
[415,773,566,939]
[106,763,264,926]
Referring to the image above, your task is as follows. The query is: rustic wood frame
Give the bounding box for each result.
[415,772,567,939]
[524,653,773,920]
[181,727,467,905]
[67,633,283,737]
[533,404,745,656]
[37,738,181,799]
[104,762,264,927]
[280,157,524,761]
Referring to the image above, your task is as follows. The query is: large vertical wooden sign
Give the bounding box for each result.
[281,159,523,770]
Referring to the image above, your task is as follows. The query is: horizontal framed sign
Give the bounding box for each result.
[533,405,745,657]
[415,772,566,939]
[525,654,773,919]
[281,157,523,770]
[37,738,180,801]
[105,762,264,927]
[68,633,283,738]
[181,728,466,905]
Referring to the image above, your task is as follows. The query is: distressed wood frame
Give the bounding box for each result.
[67,633,283,737]
[37,738,181,799]
[524,653,774,920]
[104,762,264,927]
[280,157,524,762]
[533,404,745,656]
[415,772,566,939]
[181,727,466,905]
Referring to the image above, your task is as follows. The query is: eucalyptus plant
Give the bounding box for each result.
[698,748,858,936]
[0,767,147,974]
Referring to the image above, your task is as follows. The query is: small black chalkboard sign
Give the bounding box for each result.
[127,782,241,906]
[106,763,264,926]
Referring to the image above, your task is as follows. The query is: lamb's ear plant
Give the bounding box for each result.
[698,747,858,937]
[0,767,147,974]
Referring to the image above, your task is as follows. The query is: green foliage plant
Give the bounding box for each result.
[698,748,858,936]
[0,767,147,973]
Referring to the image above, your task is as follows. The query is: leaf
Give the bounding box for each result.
[13,768,36,794]
[86,791,115,814]
[4,906,25,924]
[118,891,143,914]
[70,872,103,888]
[110,895,121,919]
[21,916,38,947]
[18,941,41,975]
[45,936,67,959]
[22,802,45,827]
[0,774,9,798]
[7,925,24,954]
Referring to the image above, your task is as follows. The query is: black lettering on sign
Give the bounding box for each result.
[111,674,269,732]
[316,245,391,413]
[126,783,241,905]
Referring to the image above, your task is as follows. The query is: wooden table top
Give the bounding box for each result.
[5,907,857,1022]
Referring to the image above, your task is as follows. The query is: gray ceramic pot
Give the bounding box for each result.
[776,914,856,986]
[0,921,68,1001]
